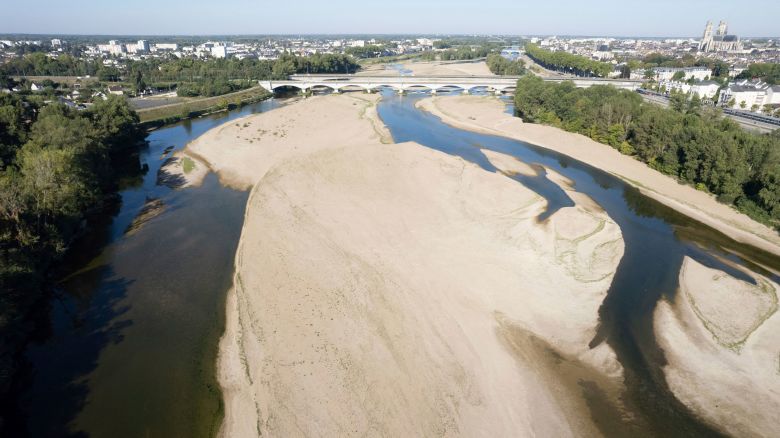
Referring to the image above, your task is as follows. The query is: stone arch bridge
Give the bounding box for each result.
[258,74,642,94]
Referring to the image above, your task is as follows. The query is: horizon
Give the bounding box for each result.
[3,33,780,39]
[2,0,779,37]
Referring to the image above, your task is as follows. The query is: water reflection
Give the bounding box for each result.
[14,100,278,438]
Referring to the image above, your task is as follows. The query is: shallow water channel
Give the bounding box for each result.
[12,92,779,437]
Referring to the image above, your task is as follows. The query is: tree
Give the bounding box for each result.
[670,93,687,112]
[132,70,146,93]
[672,71,686,81]
[619,64,631,79]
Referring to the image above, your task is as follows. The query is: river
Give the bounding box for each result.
[12,92,780,437]
[13,100,278,437]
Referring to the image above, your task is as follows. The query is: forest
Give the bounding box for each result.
[0,94,146,413]
[513,75,780,225]
[525,44,613,77]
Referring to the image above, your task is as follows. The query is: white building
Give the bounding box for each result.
[211,45,228,59]
[660,80,720,99]
[153,43,179,51]
[719,80,780,110]
[652,67,711,81]
[592,51,614,61]
[51,38,62,47]
[690,81,721,99]
[136,40,150,53]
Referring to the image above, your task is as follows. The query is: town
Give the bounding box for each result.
[1,21,779,121]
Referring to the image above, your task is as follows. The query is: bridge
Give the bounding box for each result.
[258,74,643,94]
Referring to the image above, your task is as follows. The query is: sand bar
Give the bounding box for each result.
[417,95,780,257]
[185,94,632,436]
[655,257,780,437]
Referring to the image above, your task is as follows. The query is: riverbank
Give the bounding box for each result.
[177,93,638,436]
[416,95,780,258]
[137,86,272,128]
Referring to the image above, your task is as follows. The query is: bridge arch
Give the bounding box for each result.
[270,84,307,95]
[309,84,337,94]
[336,84,370,93]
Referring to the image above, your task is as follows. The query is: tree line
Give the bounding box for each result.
[513,75,780,226]
[736,63,780,85]
[2,53,362,98]
[486,54,526,76]
[0,93,146,422]
[525,44,613,78]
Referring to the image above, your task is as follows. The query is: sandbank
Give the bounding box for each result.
[416,95,780,257]
[655,257,780,437]
[193,94,631,436]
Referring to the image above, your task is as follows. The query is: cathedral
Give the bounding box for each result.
[699,20,743,52]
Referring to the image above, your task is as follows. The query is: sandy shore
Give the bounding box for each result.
[183,94,636,436]
[416,95,780,257]
[655,257,779,437]
[357,60,493,76]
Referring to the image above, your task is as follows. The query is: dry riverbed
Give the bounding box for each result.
[176,93,635,436]
[167,91,780,437]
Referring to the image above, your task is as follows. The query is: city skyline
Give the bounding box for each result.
[2,0,779,37]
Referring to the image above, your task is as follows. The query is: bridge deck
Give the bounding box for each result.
[259,75,642,93]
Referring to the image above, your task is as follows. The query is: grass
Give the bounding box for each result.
[137,86,272,125]
[181,157,196,174]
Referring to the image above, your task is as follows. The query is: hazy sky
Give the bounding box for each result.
[3,0,779,37]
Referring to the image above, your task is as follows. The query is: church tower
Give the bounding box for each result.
[717,21,728,37]
[699,21,713,51]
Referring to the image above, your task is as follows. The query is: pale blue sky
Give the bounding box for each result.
[3,0,779,37]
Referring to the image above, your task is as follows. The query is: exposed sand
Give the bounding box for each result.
[158,152,209,189]
[181,93,391,189]
[417,95,780,257]
[655,257,780,437]
[357,60,493,76]
[192,94,633,436]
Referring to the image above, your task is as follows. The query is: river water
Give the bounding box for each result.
[13,92,779,437]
